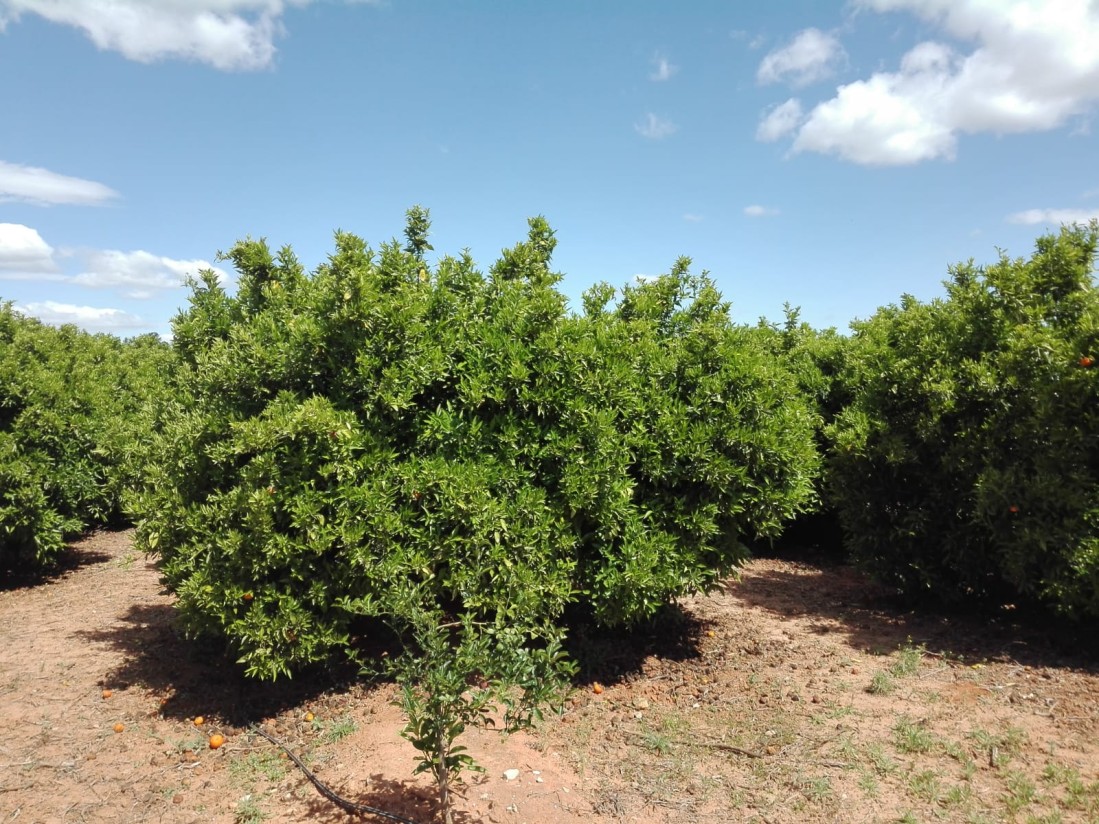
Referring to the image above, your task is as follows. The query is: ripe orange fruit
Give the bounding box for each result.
[242,592,253,602]
[113,723,125,733]
[208,734,225,749]
[193,716,205,727]
[592,683,604,695]
[102,689,113,699]
[1080,356,1094,367]
[1009,505,1020,513]
[304,711,315,722]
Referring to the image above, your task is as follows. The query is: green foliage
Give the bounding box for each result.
[390,607,574,820]
[0,303,173,571]
[128,208,818,816]
[131,206,819,680]
[826,222,1099,618]
[751,305,854,550]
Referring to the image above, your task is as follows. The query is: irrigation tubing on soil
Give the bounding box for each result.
[250,725,422,824]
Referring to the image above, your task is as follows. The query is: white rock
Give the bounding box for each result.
[503,768,520,781]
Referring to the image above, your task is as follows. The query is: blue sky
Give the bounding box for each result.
[2,0,1098,338]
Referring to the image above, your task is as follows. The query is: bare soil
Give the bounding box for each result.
[2,530,1097,823]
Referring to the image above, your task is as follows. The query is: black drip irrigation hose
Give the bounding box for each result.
[250,725,423,824]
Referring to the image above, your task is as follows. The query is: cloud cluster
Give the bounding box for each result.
[757,28,846,88]
[1007,208,1099,226]
[758,0,1099,165]
[0,221,224,296]
[0,222,61,275]
[0,0,374,71]
[13,300,146,331]
[0,155,224,332]
[635,112,678,140]
[0,161,119,206]
[743,205,780,218]
[757,99,805,142]
[650,53,678,82]
[72,250,223,298]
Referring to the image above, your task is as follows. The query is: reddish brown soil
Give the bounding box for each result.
[2,531,1097,823]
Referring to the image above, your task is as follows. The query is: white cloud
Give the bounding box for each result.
[0,1,375,71]
[650,53,678,82]
[0,230,225,295]
[744,205,780,217]
[0,161,119,206]
[682,213,704,223]
[1006,208,1099,225]
[732,30,767,50]
[0,223,60,275]
[14,300,146,331]
[71,249,227,299]
[756,98,804,142]
[635,112,678,140]
[792,51,958,164]
[768,0,1099,165]
[757,28,846,88]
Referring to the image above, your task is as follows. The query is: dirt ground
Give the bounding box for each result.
[2,531,1097,824]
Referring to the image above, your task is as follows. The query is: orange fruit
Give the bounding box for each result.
[193,716,205,727]
[592,683,604,695]
[242,593,253,602]
[304,712,315,722]
[102,689,113,699]
[208,734,225,750]
[113,723,125,733]
[1080,356,1094,367]
[1009,505,1020,513]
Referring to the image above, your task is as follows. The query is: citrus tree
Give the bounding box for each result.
[826,222,1099,618]
[129,208,819,815]
[0,303,172,572]
[750,305,854,552]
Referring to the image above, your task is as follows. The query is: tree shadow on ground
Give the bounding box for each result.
[76,599,467,823]
[735,546,1099,673]
[0,543,111,592]
[293,773,448,824]
[75,601,367,728]
[563,602,705,687]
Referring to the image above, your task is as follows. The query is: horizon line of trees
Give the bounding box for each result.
[3,215,1097,621]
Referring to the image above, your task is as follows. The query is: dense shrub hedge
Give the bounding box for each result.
[0,303,172,571]
[749,306,854,551]
[826,223,1099,618]
[128,210,820,679]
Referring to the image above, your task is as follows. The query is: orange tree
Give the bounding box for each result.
[826,222,1099,618]
[750,305,854,553]
[129,208,818,814]
[0,303,172,572]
